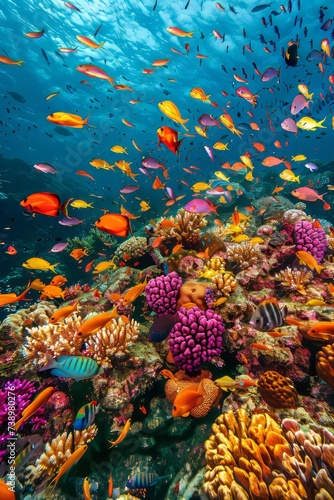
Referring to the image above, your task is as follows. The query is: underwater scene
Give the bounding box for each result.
[1,0,334,498]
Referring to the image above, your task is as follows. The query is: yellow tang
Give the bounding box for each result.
[213,142,229,150]
[110,145,128,154]
[214,171,230,182]
[93,260,116,274]
[279,169,300,183]
[22,258,59,273]
[194,125,208,138]
[70,200,94,209]
[291,155,307,161]
[191,182,212,192]
[158,100,189,131]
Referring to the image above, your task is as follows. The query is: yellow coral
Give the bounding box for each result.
[226,242,262,269]
[84,317,140,369]
[274,267,312,295]
[211,272,237,298]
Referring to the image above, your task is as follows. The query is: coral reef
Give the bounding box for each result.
[178,255,204,279]
[211,272,237,298]
[203,408,334,500]
[226,242,263,269]
[153,209,208,248]
[145,272,183,316]
[177,280,210,311]
[283,208,308,224]
[274,267,312,295]
[66,228,116,253]
[169,306,224,375]
[316,343,334,389]
[83,317,140,369]
[294,220,328,263]
[257,370,299,409]
[114,236,149,265]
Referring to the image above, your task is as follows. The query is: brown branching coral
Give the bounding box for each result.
[26,424,97,482]
[204,408,334,500]
[226,242,262,269]
[316,343,334,389]
[23,313,83,368]
[211,272,237,298]
[153,209,208,248]
[274,267,312,295]
[257,370,299,409]
[84,317,140,369]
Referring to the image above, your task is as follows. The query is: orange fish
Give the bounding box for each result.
[253,142,265,152]
[109,418,131,447]
[20,192,71,217]
[152,176,165,190]
[76,170,95,181]
[0,479,15,500]
[0,55,24,65]
[49,300,81,324]
[85,260,95,273]
[120,205,141,220]
[172,380,205,417]
[95,213,132,237]
[274,140,282,148]
[109,278,148,307]
[152,58,170,67]
[262,156,286,167]
[6,245,17,255]
[70,248,89,261]
[40,284,66,300]
[250,343,273,351]
[0,285,31,307]
[50,275,67,286]
[272,185,284,194]
[76,307,121,339]
[47,445,88,495]
[157,126,182,155]
[15,386,56,430]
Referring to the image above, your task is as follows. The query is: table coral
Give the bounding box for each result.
[257,370,299,409]
[203,408,334,500]
[145,272,183,316]
[169,306,224,376]
[83,317,140,369]
[274,267,312,295]
[226,242,262,269]
[316,343,334,389]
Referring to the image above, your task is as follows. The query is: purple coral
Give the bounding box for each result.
[178,256,204,279]
[169,306,224,375]
[145,272,183,316]
[294,220,328,263]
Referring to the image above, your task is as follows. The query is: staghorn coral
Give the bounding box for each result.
[257,370,299,409]
[226,242,262,269]
[83,317,140,369]
[203,408,334,500]
[316,343,334,389]
[153,208,208,248]
[274,267,312,295]
[114,236,148,265]
[26,424,97,482]
[23,313,83,368]
[211,272,237,298]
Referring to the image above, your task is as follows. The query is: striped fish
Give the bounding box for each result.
[126,472,172,490]
[39,353,103,380]
[249,298,287,332]
[74,401,99,430]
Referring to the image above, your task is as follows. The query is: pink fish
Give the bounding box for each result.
[290,94,311,115]
[141,157,164,169]
[59,217,83,226]
[291,187,327,202]
[184,198,218,214]
[236,87,258,107]
[198,114,220,127]
[64,1,81,11]
[33,163,58,174]
[166,187,175,200]
[139,167,152,177]
[207,188,232,201]
[281,118,298,134]
[204,146,214,162]
[51,242,68,252]
[120,185,140,193]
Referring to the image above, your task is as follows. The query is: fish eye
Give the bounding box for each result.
[256,318,261,324]
[23,197,27,203]
[96,218,101,223]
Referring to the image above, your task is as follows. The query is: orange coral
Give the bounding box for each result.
[257,370,298,409]
[316,343,334,389]
[176,280,210,311]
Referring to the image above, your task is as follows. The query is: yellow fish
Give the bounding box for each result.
[76,35,105,49]
[296,250,325,274]
[189,87,211,103]
[140,201,150,211]
[110,145,128,154]
[92,260,116,274]
[240,155,254,169]
[291,155,307,161]
[213,142,229,150]
[22,258,59,273]
[70,200,94,209]
[158,101,189,131]
[46,112,93,128]
[250,237,264,245]
[219,114,243,138]
[191,182,212,192]
[115,160,139,181]
[214,171,230,182]
[194,125,208,138]
[296,116,326,131]
[279,169,300,183]
[297,84,313,100]
[90,159,114,170]
[245,170,254,181]
[232,234,250,242]
[305,299,326,306]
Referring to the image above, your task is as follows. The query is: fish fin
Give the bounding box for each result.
[84,114,96,128]
[17,60,24,66]
[120,315,130,324]
[181,412,190,417]
[317,116,326,128]
[38,352,56,372]
[261,297,279,307]
[314,263,325,274]
[14,416,25,431]
[318,192,327,202]
[49,263,59,274]
[109,293,123,302]
[61,198,73,218]
[284,317,303,326]
[296,175,300,183]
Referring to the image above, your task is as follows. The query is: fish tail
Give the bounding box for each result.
[318,192,328,202]
[49,263,59,273]
[315,263,325,274]
[307,92,314,100]
[181,119,190,131]
[84,114,96,128]
[14,416,25,431]
[61,198,72,218]
[176,139,183,155]
[99,41,106,48]
[120,315,130,324]
[296,175,300,183]
[317,116,327,128]
[17,60,24,66]
[18,285,32,302]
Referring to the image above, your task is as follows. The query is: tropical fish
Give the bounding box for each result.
[291,187,327,203]
[92,260,116,274]
[111,145,128,154]
[292,155,307,161]
[0,55,24,65]
[158,101,189,130]
[140,200,151,211]
[49,300,81,324]
[0,284,31,307]
[285,42,299,66]
[89,159,114,170]
[15,387,56,431]
[279,170,300,183]
[295,250,325,274]
[172,380,205,417]
[95,213,131,237]
[76,35,105,49]
[76,308,121,338]
[298,84,313,99]
[184,198,218,214]
[50,275,67,286]
[33,163,57,174]
[214,375,257,392]
[190,87,211,103]
[70,248,89,261]
[157,126,182,154]
[70,200,94,209]
[262,156,286,167]
[291,94,310,115]
[236,87,258,106]
[296,116,326,131]
[0,479,15,499]
[167,27,195,37]
[213,142,229,150]
[220,112,243,137]
[109,278,148,306]
[39,353,103,380]
[76,64,114,84]
[109,418,131,447]
[115,160,139,181]
[20,192,71,217]
[249,298,288,332]
[83,477,92,500]
[22,257,59,273]
[47,111,93,128]
[126,472,171,489]
[74,401,99,430]
[40,284,66,300]
[46,445,88,495]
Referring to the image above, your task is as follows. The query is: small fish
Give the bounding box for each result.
[109,418,131,447]
[215,375,257,391]
[95,213,131,237]
[172,380,205,417]
[296,250,325,274]
[49,299,81,324]
[74,401,99,430]
[250,298,287,332]
[15,386,56,431]
[39,353,103,380]
[47,445,88,496]
[22,257,59,273]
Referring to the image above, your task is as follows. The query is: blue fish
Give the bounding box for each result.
[39,353,103,380]
[126,472,172,489]
[74,401,99,430]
